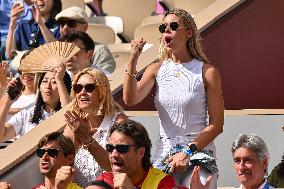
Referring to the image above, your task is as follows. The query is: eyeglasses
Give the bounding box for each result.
[73,83,96,93]
[106,144,138,154]
[36,148,64,158]
[159,21,185,33]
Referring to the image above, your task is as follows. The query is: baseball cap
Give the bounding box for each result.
[55,6,88,23]
[10,50,31,71]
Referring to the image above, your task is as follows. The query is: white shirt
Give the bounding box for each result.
[7,105,54,136]
[237,180,275,189]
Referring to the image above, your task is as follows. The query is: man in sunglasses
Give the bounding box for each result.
[54,6,116,76]
[33,132,82,189]
[95,119,176,189]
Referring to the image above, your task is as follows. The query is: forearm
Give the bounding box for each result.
[123,56,139,106]
[38,22,57,43]
[57,81,70,107]
[0,96,13,142]
[193,123,223,150]
[5,22,17,59]
[88,142,111,171]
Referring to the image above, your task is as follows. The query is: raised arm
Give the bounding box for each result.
[31,1,57,43]
[5,3,24,59]
[123,39,159,106]
[193,64,224,150]
[0,79,22,143]
[54,62,70,107]
[63,110,111,171]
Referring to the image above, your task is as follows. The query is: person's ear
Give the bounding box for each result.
[83,23,88,32]
[66,154,75,166]
[138,147,145,160]
[86,50,94,61]
[262,155,268,171]
[186,28,193,39]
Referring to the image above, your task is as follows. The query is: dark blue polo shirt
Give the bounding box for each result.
[15,18,60,50]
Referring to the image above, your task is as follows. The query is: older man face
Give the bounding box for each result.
[58,19,88,36]
[233,147,268,188]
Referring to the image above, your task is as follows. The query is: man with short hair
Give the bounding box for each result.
[33,132,82,189]
[231,134,275,189]
[96,119,176,189]
[59,31,95,77]
[55,6,116,76]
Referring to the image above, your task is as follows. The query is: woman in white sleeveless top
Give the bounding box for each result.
[123,8,224,188]
[64,68,127,187]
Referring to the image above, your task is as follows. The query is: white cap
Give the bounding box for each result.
[10,50,31,71]
[55,6,88,23]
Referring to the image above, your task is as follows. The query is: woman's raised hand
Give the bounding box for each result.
[64,110,93,145]
[130,38,146,60]
[10,3,24,24]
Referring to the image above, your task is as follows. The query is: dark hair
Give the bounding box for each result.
[38,132,75,156]
[88,180,112,189]
[108,119,152,170]
[50,0,62,21]
[59,31,95,51]
[31,71,72,124]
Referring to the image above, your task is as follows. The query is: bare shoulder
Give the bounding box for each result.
[144,61,162,76]
[115,113,127,124]
[203,63,221,81]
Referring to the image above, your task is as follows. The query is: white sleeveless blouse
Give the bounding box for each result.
[154,58,207,138]
[74,112,119,187]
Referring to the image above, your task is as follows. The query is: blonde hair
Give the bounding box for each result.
[158,8,209,63]
[70,68,123,117]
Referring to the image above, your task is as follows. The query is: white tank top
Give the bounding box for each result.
[154,58,207,138]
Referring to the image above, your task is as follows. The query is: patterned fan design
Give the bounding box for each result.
[19,41,80,73]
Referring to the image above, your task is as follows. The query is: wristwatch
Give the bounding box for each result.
[187,143,198,153]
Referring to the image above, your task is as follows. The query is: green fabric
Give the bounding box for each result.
[268,162,284,188]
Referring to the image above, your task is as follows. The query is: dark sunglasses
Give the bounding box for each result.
[106,144,138,154]
[73,83,96,93]
[159,21,183,33]
[58,20,78,28]
[36,148,63,158]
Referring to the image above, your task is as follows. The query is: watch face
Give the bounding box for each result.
[189,143,198,152]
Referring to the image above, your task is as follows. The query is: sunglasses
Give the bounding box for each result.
[73,83,96,93]
[36,148,64,158]
[58,20,78,28]
[159,21,185,33]
[106,144,138,154]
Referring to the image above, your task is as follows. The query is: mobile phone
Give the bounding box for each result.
[7,77,23,100]
[14,0,24,6]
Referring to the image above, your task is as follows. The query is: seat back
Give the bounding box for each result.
[89,16,124,43]
[134,23,161,45]
[86,23,116,44]
[171,0,216,15]
[61,0,85,10]
[102,0,157,40]
[141,15,164,25]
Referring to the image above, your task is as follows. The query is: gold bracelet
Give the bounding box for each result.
[125,69,138,77]
[83,139,96,150]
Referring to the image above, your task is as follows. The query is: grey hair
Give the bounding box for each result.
[232,133,269,174]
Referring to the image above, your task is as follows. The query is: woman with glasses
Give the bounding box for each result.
[5,0,62,59]
[123,8,224,188]
[64,68,127,187]
[0,64,72,146]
